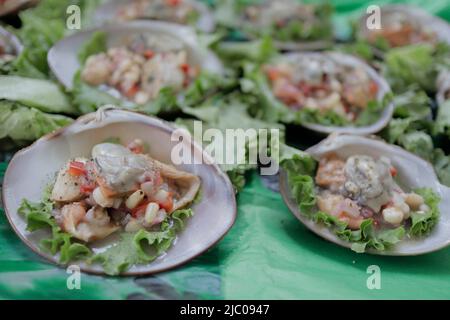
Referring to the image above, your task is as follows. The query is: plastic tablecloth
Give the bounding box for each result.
[1,0,450,299]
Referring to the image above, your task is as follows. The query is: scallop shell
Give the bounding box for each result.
[92,0,216,33]
[269,52,394,135]
[2,107,236,275]
[357,4,450,46]
[280,133,450,255]
[48,20,223,89]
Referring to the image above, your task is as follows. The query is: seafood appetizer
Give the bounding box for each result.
[94,0,215,32]
[357,5,450,49]
[250,52,393,134]
[3,108,236,275]
[80,34,199,105]
[48,21,223,106]
[216,0,333,50]
[280,134,449,255]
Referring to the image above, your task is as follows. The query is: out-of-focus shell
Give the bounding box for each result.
[0,0,38,17]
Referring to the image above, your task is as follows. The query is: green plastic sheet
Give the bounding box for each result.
[1,0,450,299]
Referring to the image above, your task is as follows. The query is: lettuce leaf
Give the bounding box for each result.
[0,101,73,146]
[78,31,107,64]
[18,186,91,263]
[409,188,440,237]
[383,43,450,93]
[89,209,194,275]
[435,100,450,138]
[0,76,76,114]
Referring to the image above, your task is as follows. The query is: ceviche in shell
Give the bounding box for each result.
[48,21,223,97]
[257,52,393,134]
[2,108,236,275]
[358,5,450,49]
[94,0,215,32]
[217,0,332,50]
[280,134,450,255]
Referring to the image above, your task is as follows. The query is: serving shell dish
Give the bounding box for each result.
[0,25,23,55]
[2,108,237,275]
[48,20,223,89]
[280,134,450,256]
[270,52,394,135]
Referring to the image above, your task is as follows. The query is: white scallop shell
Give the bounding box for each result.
[2,107,236,275]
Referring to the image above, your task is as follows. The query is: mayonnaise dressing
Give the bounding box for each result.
[92,143,153,193]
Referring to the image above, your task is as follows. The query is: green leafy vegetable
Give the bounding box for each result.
[409,188,440,237]
[89,209,194,275]
[0,101,73,147]
[0,76,76,114]
[78,31,107,64]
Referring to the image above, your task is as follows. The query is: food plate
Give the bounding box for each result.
[2,107,237,275]
[280,134,450,255]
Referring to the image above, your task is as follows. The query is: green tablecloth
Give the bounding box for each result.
[1,0,450,299]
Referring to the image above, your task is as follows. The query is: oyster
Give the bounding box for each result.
[93,0,216,33]
[2,107,236,275]
[47,20,223,90]
[280,134,450,255]
[357,5,450,48]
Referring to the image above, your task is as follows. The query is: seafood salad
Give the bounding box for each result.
[115,0,199,25]
[281,150,440,252]
[81,34,198,105]
[51,139,200,241]
[263,54,380,124]
[240,0,332,42]
[19,138,200,274]
[316,154,432,230]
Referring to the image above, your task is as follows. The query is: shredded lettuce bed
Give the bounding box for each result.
[281,153,440,253]
[18,187,194,275]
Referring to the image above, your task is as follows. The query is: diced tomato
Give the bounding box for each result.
[143,49,154,59]
[166,0,181,6]
[131,201,149,218]
[124,84,139,98]
[180,63,190,74]
[68,161,86,176]
[369,80,378,96]
[156,192,173,212]
[390,166,397,177]
[80,182,96,194]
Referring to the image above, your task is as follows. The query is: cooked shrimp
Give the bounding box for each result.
[315,153,346,190]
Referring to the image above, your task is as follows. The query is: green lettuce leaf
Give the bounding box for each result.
[78,31,107,64]
[409,188,440,237]
[0,76,76,114]
[90,209,194,275]
[0,101,73,146]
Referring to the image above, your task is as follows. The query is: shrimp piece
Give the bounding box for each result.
[51,160,87,203]
[81,53,113,86]
[60,203,119,242]
[315,154,346,191]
